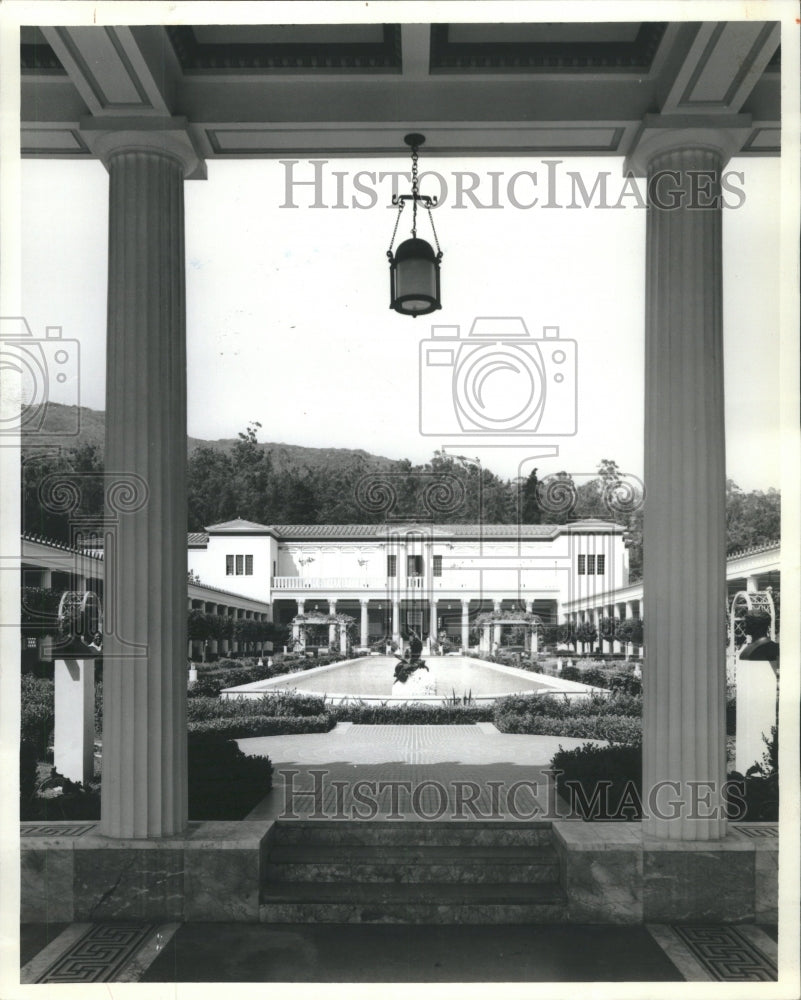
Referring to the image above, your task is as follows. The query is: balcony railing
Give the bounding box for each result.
[272,576,387,591]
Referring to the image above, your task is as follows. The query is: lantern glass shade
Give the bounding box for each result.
[390,237,441,316]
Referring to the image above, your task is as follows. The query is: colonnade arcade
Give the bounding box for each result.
[276,597,557,651]
[18,18,781,842]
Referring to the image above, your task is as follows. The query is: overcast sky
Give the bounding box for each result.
[21,151,780,490]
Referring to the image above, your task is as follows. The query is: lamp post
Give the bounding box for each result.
[387,133,442,316]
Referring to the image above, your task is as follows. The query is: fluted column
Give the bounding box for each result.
[360,600,369,646]
[98,134,199,839]
[635,127,745,840]
[326,599,336,647]
[461,600,470,651]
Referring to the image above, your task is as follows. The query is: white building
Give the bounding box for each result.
[188,517,629,647]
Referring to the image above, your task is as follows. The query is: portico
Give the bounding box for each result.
[18,10,781,867]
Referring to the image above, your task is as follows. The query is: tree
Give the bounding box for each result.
[615,617,644,646]
[726,480,780,554]
[21,443,104,542]
[575,621,598,646]
[187,446,235,530]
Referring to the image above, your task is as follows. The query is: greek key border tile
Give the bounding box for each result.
[34,923,155,983]
[21,822,97,838]
[671,925,777,982]
[733,825,778,839]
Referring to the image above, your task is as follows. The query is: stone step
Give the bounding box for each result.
[259,881,567,924]
[269,820,554,848]
[264,844,560,883]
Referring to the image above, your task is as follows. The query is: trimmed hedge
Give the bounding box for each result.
[495,712,642,745]
[187,733,273,819]
[494,692,642,721]
[332,702,494,725]
[188,714,333,739]
[188,692,328,721]
[552,742,643,820]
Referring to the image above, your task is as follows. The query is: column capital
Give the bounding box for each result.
[79,115,206,179]
[625,113,752,177]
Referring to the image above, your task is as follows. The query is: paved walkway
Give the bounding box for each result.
[240,723,604,822]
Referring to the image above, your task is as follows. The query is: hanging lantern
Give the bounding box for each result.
[387,133,442,317]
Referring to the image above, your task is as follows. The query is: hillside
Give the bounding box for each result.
[21,402,399,475]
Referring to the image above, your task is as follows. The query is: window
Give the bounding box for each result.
[406,610,423,627]
[433,554,442,577]
[228,554,254,576]
[577,554,586,575]
[407,555,423,576]
[387,554,397,577]
[596,554,605,575]
[586,554,596,575]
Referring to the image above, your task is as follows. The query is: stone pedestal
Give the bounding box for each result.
[736,659,778,774]
[54,658,95,786]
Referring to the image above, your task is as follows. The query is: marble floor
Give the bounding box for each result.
[20,919,779,984]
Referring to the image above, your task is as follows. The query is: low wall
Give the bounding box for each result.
[20,818,777,924]
[552,820,778,924]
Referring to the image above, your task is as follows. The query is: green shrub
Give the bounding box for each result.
[95,678,103,736]
[495,711,641,744]
[494,691,642,723]
[726,725,778,821]
[20,739,39,809]
[188,714,333,739]
[726,690,736,736]
[560,666,581,682]
[20,771,102,822]
[579,666,609,688]
[608,672,642,697]
[188,692,328,722]
[20,674,55,757]
[332,702,493,725]
[188,733,273,820]
[551,742,642,820]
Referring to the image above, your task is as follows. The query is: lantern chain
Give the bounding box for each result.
[426,203,442,259]
[410,144,419,238]
[387,199,405,258]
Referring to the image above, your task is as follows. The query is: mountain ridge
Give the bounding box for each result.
[22,402,399,474]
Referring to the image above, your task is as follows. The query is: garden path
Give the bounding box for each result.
[240,723,606,822]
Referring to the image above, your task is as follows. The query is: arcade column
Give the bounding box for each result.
[461,600,470,651]
[83,123,203,839]
[628,115,750,840]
